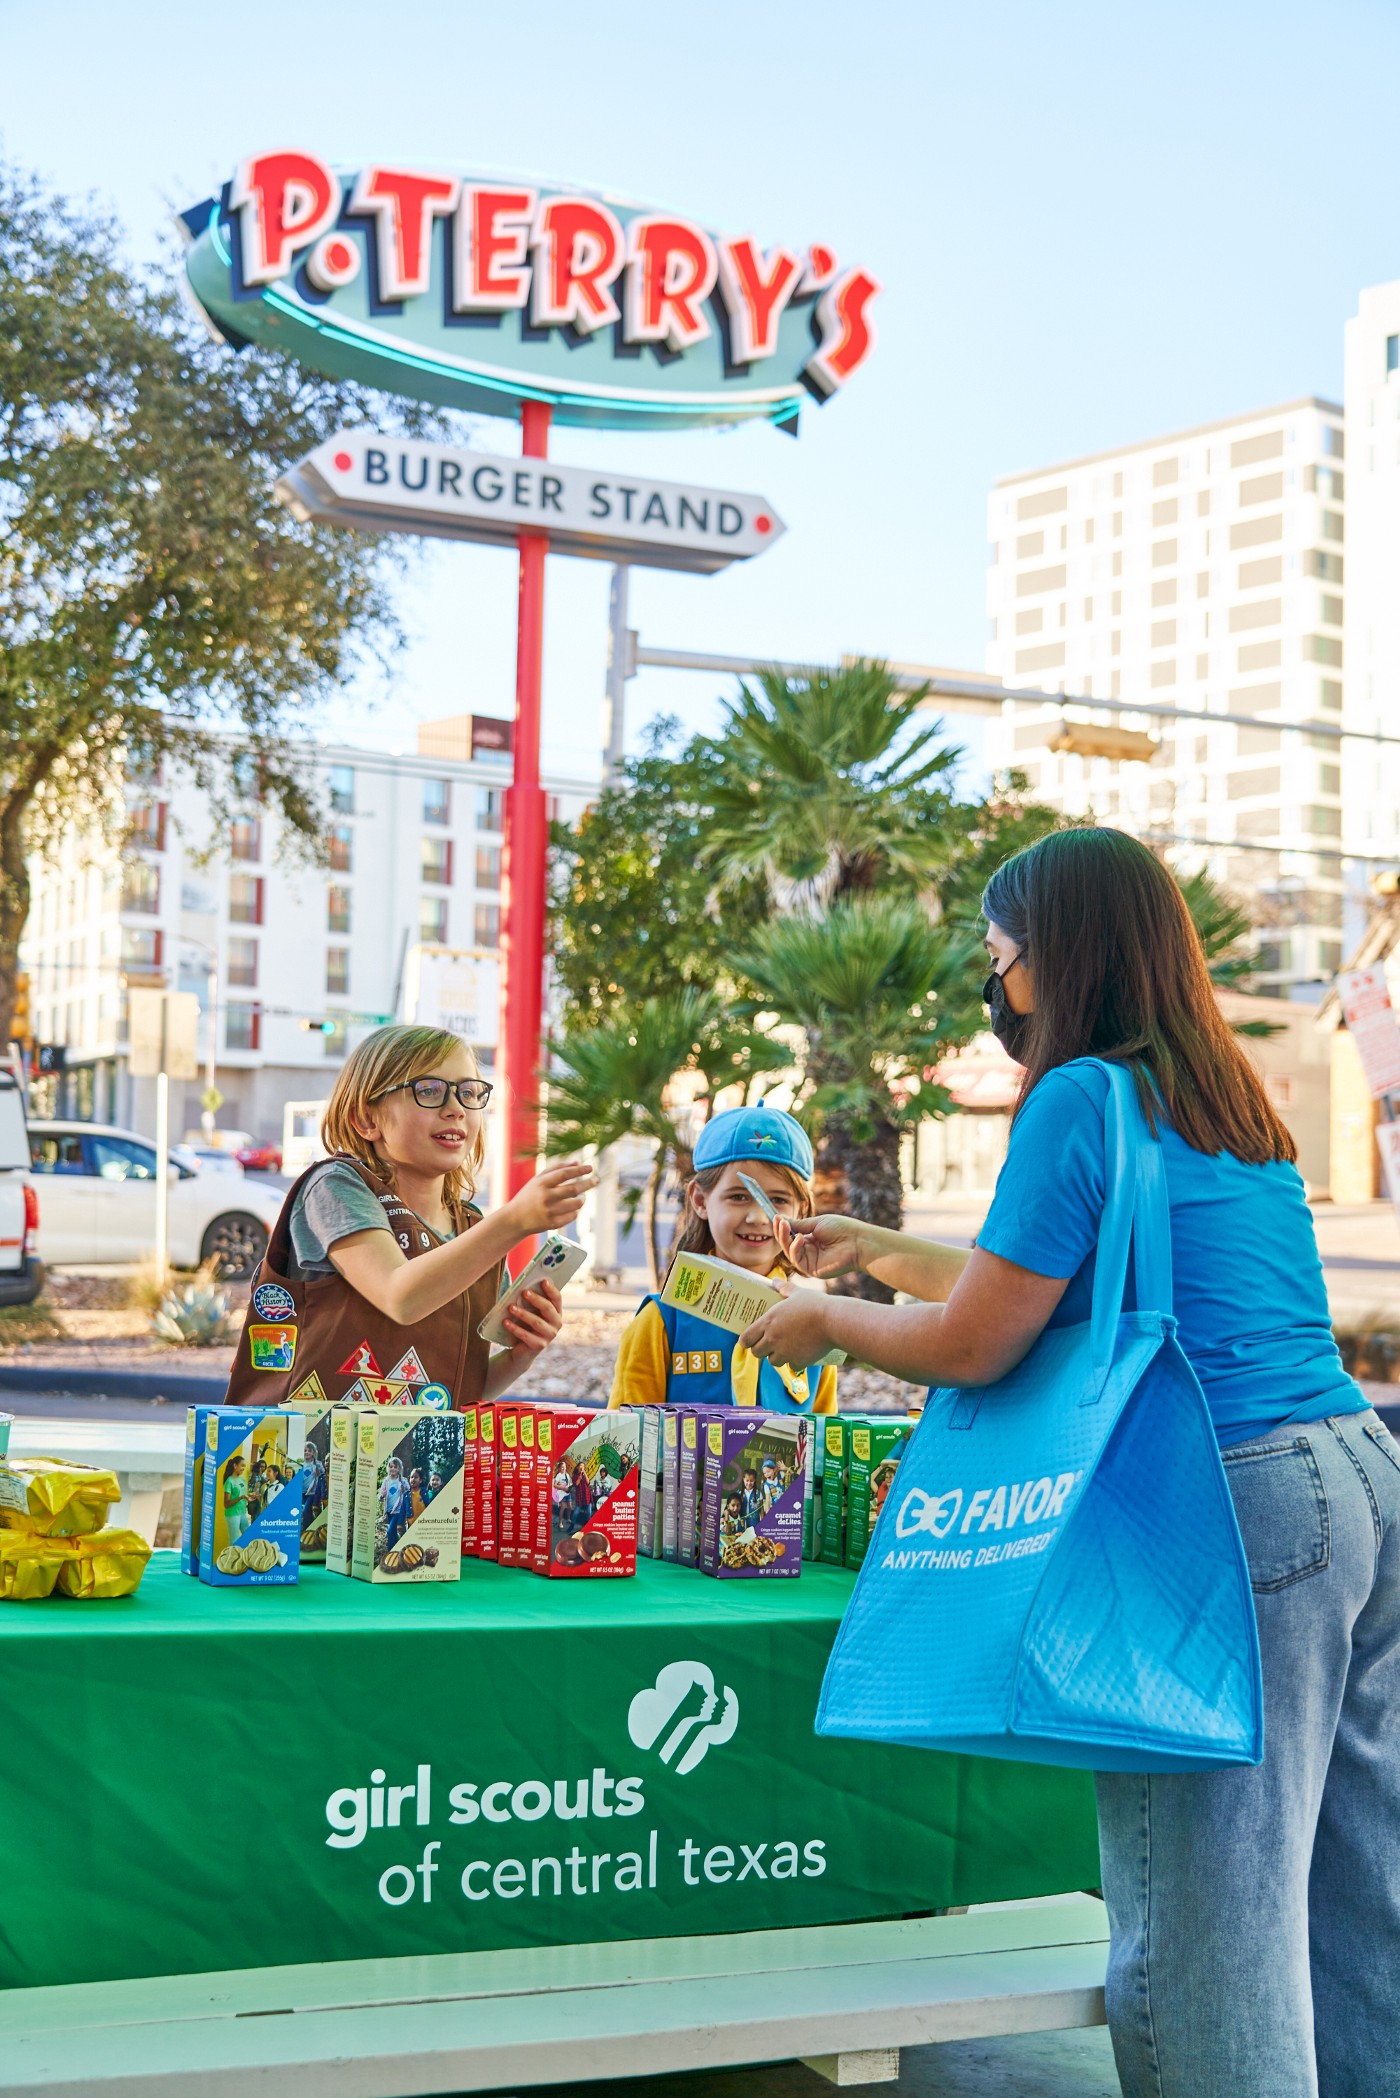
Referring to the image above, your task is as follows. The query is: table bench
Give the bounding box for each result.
[4,1416,186,1542]
[0,1897,1109,2098]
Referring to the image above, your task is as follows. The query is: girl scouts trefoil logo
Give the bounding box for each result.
[627,1660,740,1775]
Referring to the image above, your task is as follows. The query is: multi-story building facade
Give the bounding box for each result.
[985,398,1348,995]
[20,721,595,1146]
[1343,284,1400,891]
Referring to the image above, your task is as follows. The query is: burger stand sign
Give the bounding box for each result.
[180,153,881,1189]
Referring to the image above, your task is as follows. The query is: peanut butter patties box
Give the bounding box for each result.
[534,1406,640,1577]
[698,1412,805,1578]
[350,1404,465,1583]
[198,1409,306,1587]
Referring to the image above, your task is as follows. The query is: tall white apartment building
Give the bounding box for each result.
[1343,284,1400,880]
[20,721,595,1144]
[985,399,1348,994]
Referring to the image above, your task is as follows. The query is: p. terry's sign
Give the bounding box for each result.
[180,152,880,431]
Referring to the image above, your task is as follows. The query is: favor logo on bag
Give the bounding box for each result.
[896,1487,964,1539]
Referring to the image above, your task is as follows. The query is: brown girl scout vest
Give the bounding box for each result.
[223,1156,504,1411]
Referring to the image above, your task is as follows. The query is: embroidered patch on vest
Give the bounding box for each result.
[288,1370,327,1405]
[252,1282,296,1322]
[387,1347,429,1385]
[336,1341,382,1378]
[249,1324,296,1372]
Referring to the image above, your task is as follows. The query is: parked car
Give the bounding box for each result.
[174,1144,246,1178]
[26,1120,284,1279]
[0,1069,42,1305]
[235,1139,283,1173]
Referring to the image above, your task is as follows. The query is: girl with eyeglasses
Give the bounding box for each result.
[224,1024,592,1417]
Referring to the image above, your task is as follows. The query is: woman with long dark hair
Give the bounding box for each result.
[742,827,1399,2098]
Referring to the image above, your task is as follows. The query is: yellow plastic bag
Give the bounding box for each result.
[0,1457,122,1537]
[0,1532,69,1601]
[54,1527,153,1600]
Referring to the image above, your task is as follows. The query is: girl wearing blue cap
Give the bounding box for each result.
[608,1105,838,1414]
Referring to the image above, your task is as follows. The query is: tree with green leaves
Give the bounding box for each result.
[736,897,985,1299]
[0,161,437,1042]
[544,986,792,1283]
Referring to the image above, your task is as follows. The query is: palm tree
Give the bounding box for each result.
[545,988,793,1284]
[698,660,963,911]
[737,897,985,1300]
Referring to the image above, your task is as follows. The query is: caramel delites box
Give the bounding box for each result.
[699,1413,806,1579]
[661,1407,682,1563]
[541,1408,640,1577]
[349,1405,465,1583]
[638,1405,664,1558]
[476,1402,498,1561]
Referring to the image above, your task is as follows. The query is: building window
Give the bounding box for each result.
[226,937,258,989]
[327,885,351,935]
[422,777,451,825]
[323,1016,347,1060]
[476,788,504,832]
[231,817,262,863]
[474,902,501,948]
[120,927,162,972]
[326,947,350,996]
[475,843,502,890]
[129,802,167,852]
[228,874,264,925]
[1324,425,1345,458]
[1320,679,1343,712]
[329,824,353,874]
[328,764,355,814]
[122,860,160,914]
[421,836,453,886]
[420,896,448,945]
[225,1003,261,1051]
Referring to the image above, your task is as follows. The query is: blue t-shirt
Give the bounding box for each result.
[977,1059,1365,1448]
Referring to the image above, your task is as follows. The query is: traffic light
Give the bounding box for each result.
[9,972,30,1046]
[300,1018,337,1035]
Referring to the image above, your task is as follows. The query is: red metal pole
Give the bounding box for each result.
[501,397,551,1218]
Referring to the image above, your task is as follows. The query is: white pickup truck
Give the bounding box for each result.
[0,1066,41,1306]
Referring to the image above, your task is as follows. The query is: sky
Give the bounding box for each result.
[5,0,1400,788]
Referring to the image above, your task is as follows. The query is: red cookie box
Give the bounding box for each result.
[532,1405,640,1577]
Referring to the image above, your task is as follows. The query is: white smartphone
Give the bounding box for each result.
[477,1233,589,1344]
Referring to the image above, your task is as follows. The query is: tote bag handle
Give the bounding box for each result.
[1087,1063,1173,1384]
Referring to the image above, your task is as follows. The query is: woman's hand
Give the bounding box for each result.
[500,1279,564,1358]
[506,1161,596,1237]
[740,1291,834,1371]
[776,1213,868,1280]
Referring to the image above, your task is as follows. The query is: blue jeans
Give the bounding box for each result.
[1096,1409,1400,2097]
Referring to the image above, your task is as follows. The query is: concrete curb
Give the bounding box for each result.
[0,1364,228,1405]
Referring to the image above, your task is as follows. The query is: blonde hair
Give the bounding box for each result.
[672,1159,814,1263]
[320,1025,486,1218]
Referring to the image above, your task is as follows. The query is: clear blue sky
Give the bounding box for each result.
[5,0,1400,784]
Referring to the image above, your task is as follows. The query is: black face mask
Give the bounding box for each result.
[983,966,1032,1064]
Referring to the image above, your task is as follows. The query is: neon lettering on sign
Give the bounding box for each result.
[181,153,881,432]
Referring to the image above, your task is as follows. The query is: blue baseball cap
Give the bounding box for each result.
[692,1105,813,1179]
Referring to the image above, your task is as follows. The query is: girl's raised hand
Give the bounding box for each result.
[501,1279,564,1357]
[776,1213,868,1279]
[508,1161,596,1236]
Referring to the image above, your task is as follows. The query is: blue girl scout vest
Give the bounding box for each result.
[646,1295,817,1413]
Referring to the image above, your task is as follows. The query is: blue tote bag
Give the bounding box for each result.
[817,1062,1263,1773]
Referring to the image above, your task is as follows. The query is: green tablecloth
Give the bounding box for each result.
[0,1554,1099,1989]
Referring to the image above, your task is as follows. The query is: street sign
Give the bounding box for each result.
[180,155,880,432]
[277,433,786,574]
[401,946,501,1047]
[1336,966,1400,1099]
[128,990,201,1081]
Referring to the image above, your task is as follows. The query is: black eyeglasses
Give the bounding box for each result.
[372,1077,494,1111]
